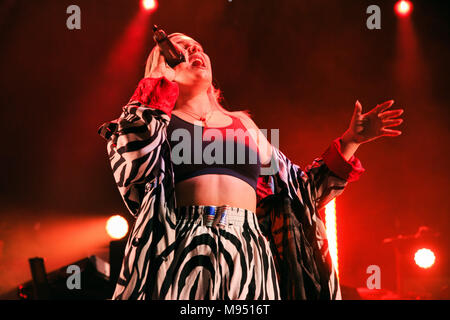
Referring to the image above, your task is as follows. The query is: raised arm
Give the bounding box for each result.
[98,76,178,217]
[98,46,182,217]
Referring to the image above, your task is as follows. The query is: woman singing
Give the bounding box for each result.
[99,32,404,300]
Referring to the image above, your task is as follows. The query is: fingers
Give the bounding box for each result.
[380,128,402,137]
[379,108,404,138]
[145,47,173,78]
[145,48,161,77]
[353,100,363,119]
[378,109,404,120]
[373,100,395,113]
[152,49,165,71]
[382,118,403,128]
[158,50,167,66]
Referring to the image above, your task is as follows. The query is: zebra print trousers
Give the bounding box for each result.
[161,205,280,300]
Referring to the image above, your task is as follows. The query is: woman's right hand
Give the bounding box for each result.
[144,48,177,82]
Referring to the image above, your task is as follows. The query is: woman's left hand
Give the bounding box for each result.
[342,100,404,145]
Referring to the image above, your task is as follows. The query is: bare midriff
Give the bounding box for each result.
[174,174,257,212]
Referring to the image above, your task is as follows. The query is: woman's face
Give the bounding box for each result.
[170,34,213,92]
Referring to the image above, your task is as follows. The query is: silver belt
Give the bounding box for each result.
[177,205,250,228]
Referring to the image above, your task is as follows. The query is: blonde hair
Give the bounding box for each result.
[145,32,251,120]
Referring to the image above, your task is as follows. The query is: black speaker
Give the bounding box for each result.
[340,285,362,300]
[28,257,51,299]
[18,255,113,300]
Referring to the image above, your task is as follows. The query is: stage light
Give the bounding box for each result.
[142,0,157,11]
[395,1,413,17]
[325,199,339,278]
[414,248,435,269]
[106,215,129,240]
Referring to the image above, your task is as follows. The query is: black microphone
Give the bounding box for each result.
[152,25,186,68]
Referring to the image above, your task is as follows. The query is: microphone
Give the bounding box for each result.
[152,25,186,68]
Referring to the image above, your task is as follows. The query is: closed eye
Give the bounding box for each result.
[177,40,203,52]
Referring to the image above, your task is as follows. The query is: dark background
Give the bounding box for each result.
[0,0,449,298]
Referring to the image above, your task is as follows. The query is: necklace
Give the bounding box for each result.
[177,108,215,126]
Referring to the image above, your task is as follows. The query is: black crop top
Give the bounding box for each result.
[166,114,261,191]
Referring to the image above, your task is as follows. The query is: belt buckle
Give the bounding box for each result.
[216,205,230,228]
[203,206,216,227]
[203,205,230,228]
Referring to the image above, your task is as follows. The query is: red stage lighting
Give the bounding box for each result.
[414,248,435,269]
[395,1,413,17]
[106,215,129,240]
[142,0,157,11]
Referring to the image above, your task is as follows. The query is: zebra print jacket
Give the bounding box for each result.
[98,77,365,300]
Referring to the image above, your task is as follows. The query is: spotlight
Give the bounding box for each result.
[106,215,129,240]
[414,248,435,269]
[142,0,157,11]
[395,1,413,17]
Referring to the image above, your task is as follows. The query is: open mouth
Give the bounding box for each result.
[190,55,206,69]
